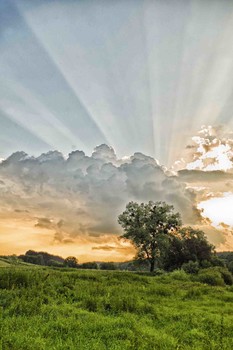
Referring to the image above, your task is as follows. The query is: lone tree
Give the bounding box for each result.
[64,256,79,268]
[118,201,182,272]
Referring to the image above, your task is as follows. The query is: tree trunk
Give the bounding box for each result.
[150,259,155,272]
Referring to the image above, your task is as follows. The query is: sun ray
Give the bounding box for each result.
[0,80,86,151]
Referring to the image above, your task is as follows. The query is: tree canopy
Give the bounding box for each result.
[118,201,215,272]
[118,201,182,272]
[162,226,215,271]
[64,256,79,268]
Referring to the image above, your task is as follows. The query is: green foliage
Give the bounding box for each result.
[118,201,215,273]
[64,256,78,268]
[118,201,182,272]
[216,267,233,285]
[196,268,225,286]
[217,252,233,272]
[19,250,64,266]
[80,262,98,269]
[228,261,233,274]
[196,267,233,286]
[182,261,199,274]
[1,268,233,349]
[99,262,117,270]
[0,269,43,289]
[210,256,226,267]
[163,227,215,271]
[169,269,190,281]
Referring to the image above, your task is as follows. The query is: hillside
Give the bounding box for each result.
[0,258,11,267]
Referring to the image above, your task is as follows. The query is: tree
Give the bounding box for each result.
[180,227,214,263]
[64,256,78,268]
[118,201,182,272]
[161,227,215,271]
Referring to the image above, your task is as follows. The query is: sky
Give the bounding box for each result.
[0,0,233,261]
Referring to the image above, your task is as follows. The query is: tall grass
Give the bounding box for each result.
[0,268,233,349]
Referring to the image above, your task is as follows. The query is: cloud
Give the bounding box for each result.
[35,218,53,229]
[0,145,202,249]
[174,125,233,172]
[92,245,117,251]
[1,142,232,253]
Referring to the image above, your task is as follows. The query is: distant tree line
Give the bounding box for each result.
[19,250,65,267]
[18,251,118,270]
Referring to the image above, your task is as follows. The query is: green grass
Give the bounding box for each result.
[0,268,233,349]
[0,259,11,267]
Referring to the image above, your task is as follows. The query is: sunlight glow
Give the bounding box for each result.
[198,192,233,228]
[186,125,233,171]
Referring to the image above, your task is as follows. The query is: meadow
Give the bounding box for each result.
[0,267,233,350]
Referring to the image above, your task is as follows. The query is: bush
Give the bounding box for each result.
[228,261,233,274]
[197,268,225,286]
[99,262,117,270]
[216,267,233,285]
[200,260,212,268]
[210,256,226,267]
[154,268,166,276]
[182,261,199,274]
[170,269,190,281]
[80,262,98,270]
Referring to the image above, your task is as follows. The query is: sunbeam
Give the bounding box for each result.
[0,79,86,151]
[16,0,155,158]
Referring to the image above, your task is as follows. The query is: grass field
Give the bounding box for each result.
[0,268,233,350]
[0,259,11,267]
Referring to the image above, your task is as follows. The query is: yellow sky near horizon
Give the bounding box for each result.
[0,196,232,261]
[0,213,135,262]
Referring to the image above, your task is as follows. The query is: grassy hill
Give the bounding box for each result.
[0,256,40,268]
[0,258,11,267]
[0,268,233,349]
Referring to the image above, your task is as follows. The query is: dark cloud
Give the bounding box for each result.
[14,209,29,213]
[92,245,116,251]
[35,218,53,229]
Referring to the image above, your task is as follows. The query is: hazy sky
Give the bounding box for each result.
[0,0,233,260]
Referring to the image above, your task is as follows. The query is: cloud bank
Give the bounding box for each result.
[0,144,203,257]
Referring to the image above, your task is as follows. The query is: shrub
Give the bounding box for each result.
[99,262,117,270]
[182,261,199,274]
[216,267,233,285]
[197,268,225,286]
[80,262,98,270]
[200,259,212,268]
[170,269,190,281]
[228,261,233,274]
[210,256,226,267]
[154,268,166,276]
